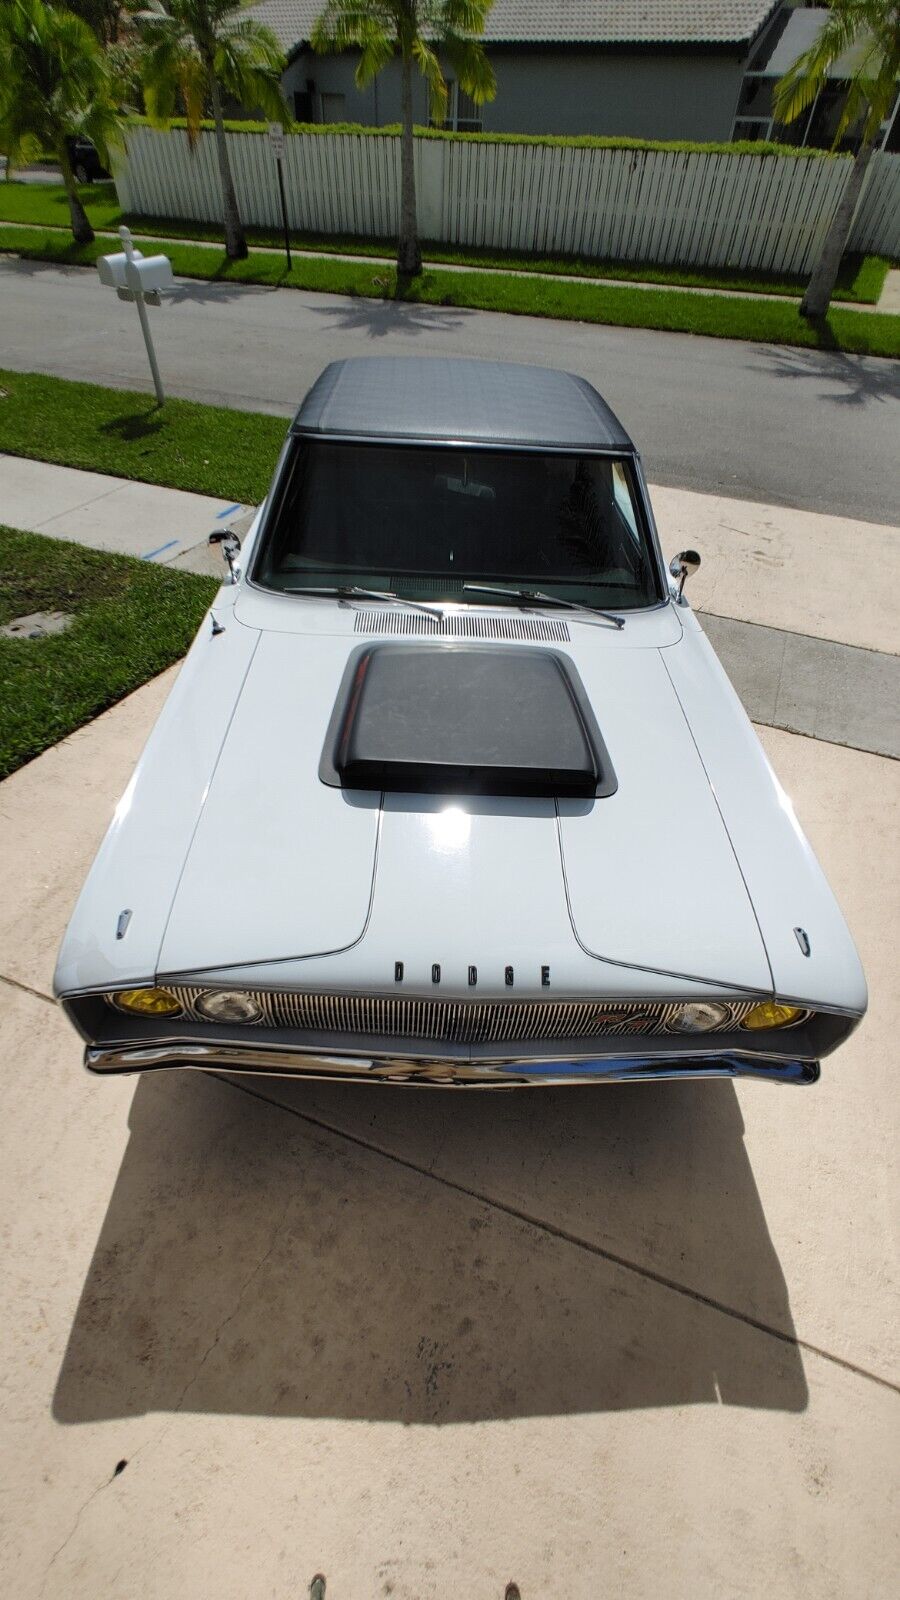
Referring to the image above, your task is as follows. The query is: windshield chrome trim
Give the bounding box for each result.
[247,436,667,610]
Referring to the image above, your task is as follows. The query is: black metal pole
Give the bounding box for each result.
[276,157,291,271]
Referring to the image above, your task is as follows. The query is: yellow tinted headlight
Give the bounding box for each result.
[114,987,182,1017]
[742,1001,805,1031]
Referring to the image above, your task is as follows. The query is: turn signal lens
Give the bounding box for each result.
[741,1001,805,1031]
[669,1002,731,1033]
[114,987,182,1017]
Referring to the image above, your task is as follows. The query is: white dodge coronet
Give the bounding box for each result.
[55,357,866,1087]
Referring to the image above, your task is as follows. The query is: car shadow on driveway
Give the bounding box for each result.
[53,1068,807,1424]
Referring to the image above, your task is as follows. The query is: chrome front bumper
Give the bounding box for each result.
[85,1040,820,1086]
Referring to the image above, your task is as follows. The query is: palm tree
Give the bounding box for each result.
[312,1,496,277]
[0,0,123,240]
[59,1,128,45]
[774,0,900,319]
[134,0,288,259]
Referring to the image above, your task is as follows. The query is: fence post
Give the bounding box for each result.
[415,137,445,244]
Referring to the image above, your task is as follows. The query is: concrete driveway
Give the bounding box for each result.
[1,658,897,1596]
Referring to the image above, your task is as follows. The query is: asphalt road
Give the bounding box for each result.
[2,257,899,522]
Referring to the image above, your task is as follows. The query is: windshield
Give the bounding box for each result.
[254,439,661,609]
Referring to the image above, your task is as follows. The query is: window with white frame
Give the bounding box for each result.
[430,80,483,133]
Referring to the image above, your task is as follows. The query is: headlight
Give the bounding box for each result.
[668,1002,731,1033]
[113,987,182,1017]
[741,1001,806,1031]
[194,990,262,1024]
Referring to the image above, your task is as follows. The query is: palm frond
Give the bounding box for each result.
[356,25,395,88]
[442,30,497,100]
[409,34,446,118]
[312,4,397,54]
[426,0,493,38]
[221,16,286,67]
[214,32,289,123]
[774,0,900,143]
[0,0,123,159]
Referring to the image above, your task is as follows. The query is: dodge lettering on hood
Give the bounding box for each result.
[55,358,866,1087]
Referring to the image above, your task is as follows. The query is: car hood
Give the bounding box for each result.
[157,631,771,993]
[157,630,381,976]
[557,649,771,989]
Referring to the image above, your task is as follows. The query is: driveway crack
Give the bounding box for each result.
[39,1466,119,1595]
[171,1192,294,1415]
[214,1073,900,1398]
[0,971,56,1006]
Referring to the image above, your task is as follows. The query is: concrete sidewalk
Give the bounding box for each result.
[3,450,898,755]
[0,670,896,1600]
[0,452,251,575]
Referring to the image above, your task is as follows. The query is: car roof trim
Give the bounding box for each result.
[290,356,634,451]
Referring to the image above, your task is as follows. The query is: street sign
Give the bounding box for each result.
[267,124,292,270]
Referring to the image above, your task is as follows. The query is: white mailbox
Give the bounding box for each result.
[97,227,173,404]
[128,253,175,294]
[97,246,144,289]
[97,249,174,295]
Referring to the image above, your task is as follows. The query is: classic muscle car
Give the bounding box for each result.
[55,357,866,1087]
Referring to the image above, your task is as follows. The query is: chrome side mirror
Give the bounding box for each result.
[669,549,701,601]
[209,527,241,583]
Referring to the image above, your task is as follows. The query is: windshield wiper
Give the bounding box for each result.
[283,584,443,620]
[462,583,625,629]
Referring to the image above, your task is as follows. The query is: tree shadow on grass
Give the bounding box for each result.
[53,1068,808,1425]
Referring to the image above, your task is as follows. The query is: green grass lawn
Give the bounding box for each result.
[0,368,286,503]
[121,223,891,305]
[0,525,217,780]
[0,179,889,304]
[0,180,122,231]
[2,222,897,358]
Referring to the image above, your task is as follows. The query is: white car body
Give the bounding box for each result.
[55,358,866,1087]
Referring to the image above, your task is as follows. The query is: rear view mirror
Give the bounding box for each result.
[669,549,701,599]
[209,528,242,582]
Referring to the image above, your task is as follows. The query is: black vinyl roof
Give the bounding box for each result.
[292,357,634,451]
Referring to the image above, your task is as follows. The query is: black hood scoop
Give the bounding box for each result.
[320,642,616,799]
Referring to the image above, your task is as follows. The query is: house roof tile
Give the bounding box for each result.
[251,1,779,55]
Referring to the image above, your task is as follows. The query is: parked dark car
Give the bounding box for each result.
[66,136,109,184]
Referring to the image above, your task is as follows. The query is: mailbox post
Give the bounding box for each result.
[97,226,174,404]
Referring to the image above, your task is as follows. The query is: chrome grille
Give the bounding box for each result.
[353,611,570,642]
[164,989,755,1042]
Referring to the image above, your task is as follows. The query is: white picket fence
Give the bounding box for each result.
[115,124,900,273]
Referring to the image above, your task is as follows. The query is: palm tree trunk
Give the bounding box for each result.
[208,73,247,260]
[58,143,94,244]
[397,50,421,278]
[801,140,875,319]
